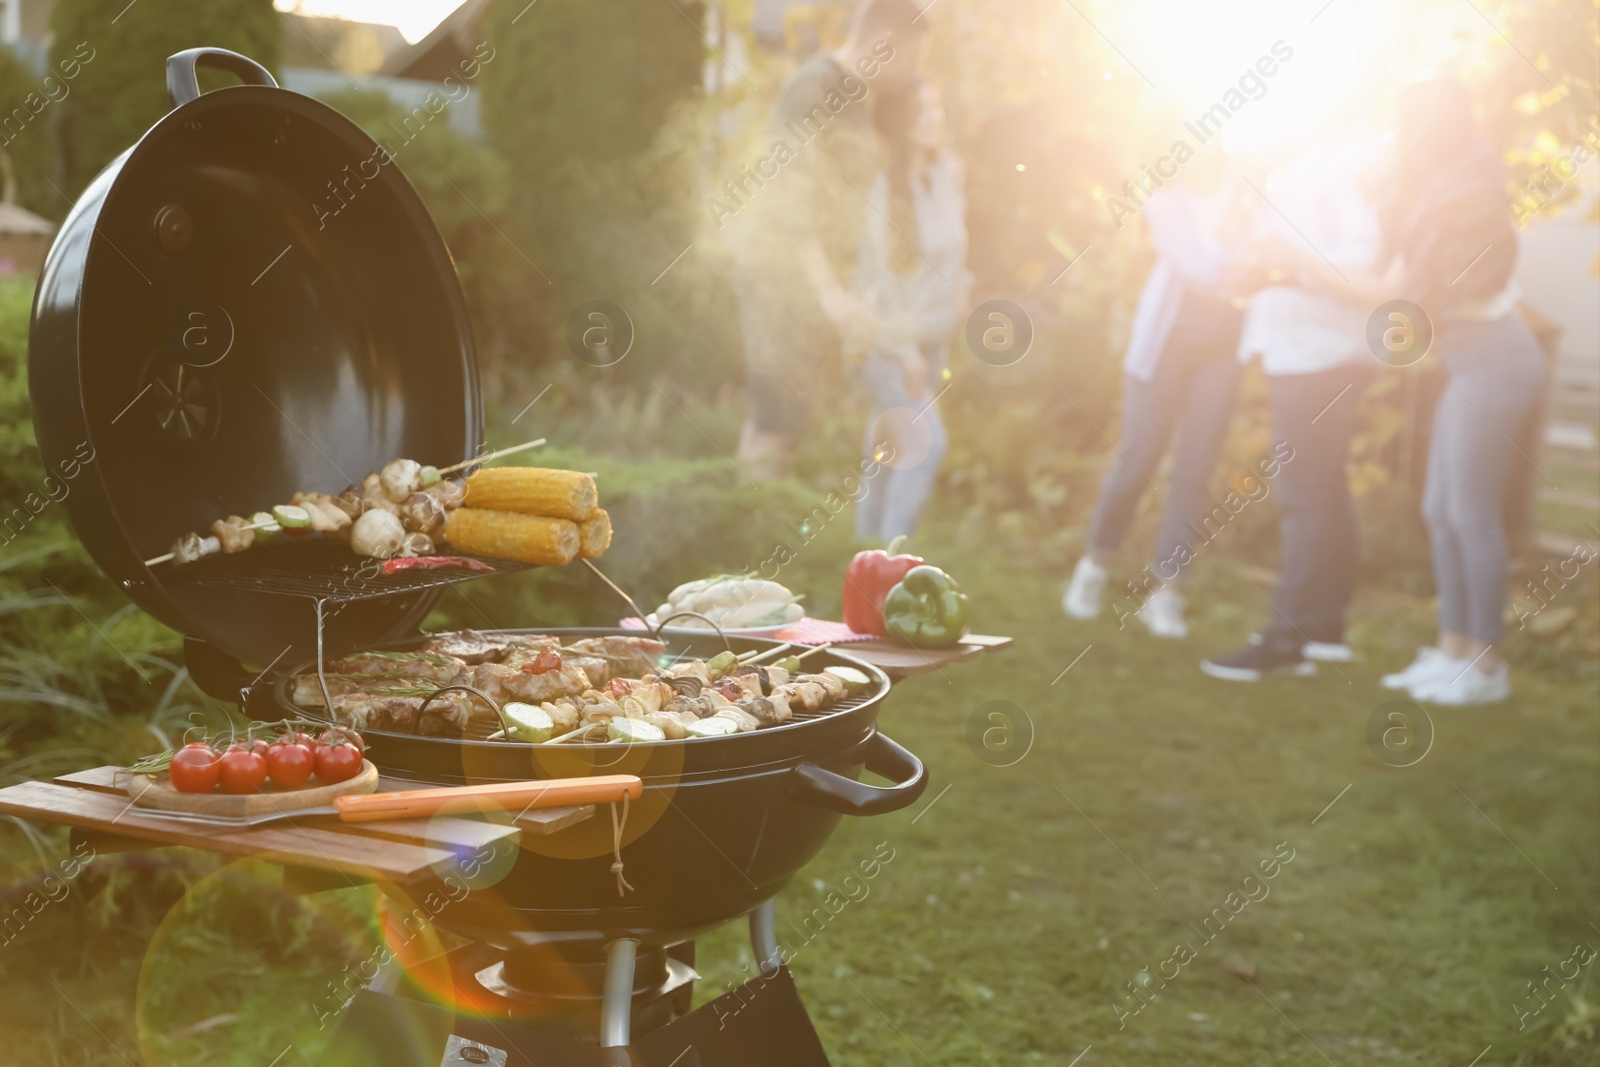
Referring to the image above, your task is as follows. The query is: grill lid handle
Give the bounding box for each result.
[167,47,279,108]
[789,731,928,817]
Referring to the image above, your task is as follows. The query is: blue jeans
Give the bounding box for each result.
[1087,343,1241,581]
[857,351,947,542]
[1423,315,1546,642]
[1262,362,1376,646]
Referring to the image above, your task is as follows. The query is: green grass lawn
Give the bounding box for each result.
[1,523,1596,1065]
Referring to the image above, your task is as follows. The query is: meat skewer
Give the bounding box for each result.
[143,437,549,567]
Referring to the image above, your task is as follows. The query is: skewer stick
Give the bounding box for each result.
[795,642,834,661]
[144,517,282,567]
[739,643,793,665]
[439,438,547,475]
[145,438,547,568]
[580,558,651,630]
[547,722,605,745]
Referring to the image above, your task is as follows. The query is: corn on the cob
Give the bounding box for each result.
[464,467,597,521]
[578,509,611,559]
[445,507,578,566]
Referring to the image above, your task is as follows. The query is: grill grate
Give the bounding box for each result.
[454,685,880,743]
[153,541,531,603]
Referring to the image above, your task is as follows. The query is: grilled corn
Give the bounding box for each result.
[445,507,579,565]
[578,509,611,558]
[464,467,597,521]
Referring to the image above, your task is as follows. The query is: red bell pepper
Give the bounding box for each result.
[841,536,924,636]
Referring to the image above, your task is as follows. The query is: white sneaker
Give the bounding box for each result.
[1138,587,1188,639]
[1063,557,1109,620]
[1413,661,1510,706]
[1303,642,1354,662]
[1381,646,1451,690]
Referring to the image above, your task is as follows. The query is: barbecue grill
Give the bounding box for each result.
[27,48,929,1066]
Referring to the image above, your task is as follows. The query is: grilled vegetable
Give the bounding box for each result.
[444,508,579,566]
[706,651,739,680]
[883,565,970,647]
[463,467,597,521]
[272,504,313,529]
[351,509,406,559]
[684,716,738,739]
[250,511,281,543]
[607,717,665,743]
[823,665,871,693]
[578,509,612,558]
[503,702,555,742]
[404,491,448,537]
[381,458,424,503]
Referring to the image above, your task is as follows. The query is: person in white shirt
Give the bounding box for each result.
[853,77,972,541]
[1201,134,1386,681]
[1062,163,1251,639]
[1262,80,1538,705]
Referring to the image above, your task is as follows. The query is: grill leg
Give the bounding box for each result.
[599,937,639,1048]
[750,898,782,973]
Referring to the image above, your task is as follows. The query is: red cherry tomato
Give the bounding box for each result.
[524,649,562,675]
[217,746,268,794]
[168,744,220,793]
[315,742,364,784]
[243,738,270,758]
[265,740,315,789]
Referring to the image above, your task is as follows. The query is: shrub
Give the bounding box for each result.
[50,0,280,195]
[428,444,862,633]
[0,45,62,220]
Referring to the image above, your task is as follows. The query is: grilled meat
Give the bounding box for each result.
[326,650,463,684]
[564,636,665,681]
[419,629,513,664]
[471,661,592,706]
[290,631,852,742]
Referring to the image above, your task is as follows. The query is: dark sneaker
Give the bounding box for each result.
[1201,635,1317,681]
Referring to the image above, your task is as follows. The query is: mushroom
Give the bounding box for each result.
[351,509,406,559]
[404,492,447,537]
[381,458,423,503]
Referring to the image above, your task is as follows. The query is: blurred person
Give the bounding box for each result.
[853,78,972,542]
[1313,79,1532,705]
[731,0,929,480]
[1063,157,1250,639]
[1200,133,1388,680]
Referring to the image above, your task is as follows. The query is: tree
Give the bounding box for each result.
[0,45,62,219]
[309,87,511,341]
[50,0,281,196]
[477,0,711,379]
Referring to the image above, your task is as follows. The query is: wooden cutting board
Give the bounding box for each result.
[116,760,379,817]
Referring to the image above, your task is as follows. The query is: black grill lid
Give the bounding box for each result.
[28,49,483,667]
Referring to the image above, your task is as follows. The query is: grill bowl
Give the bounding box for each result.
[256,629,927,944]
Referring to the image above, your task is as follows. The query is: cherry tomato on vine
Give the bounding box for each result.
[315,742,364,784]
[318,728,365,752]
[168,744,220,794]
[265,740,315,789]
[218,746,268,794]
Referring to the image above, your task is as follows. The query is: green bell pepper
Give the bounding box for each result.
[883,565,969,647]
